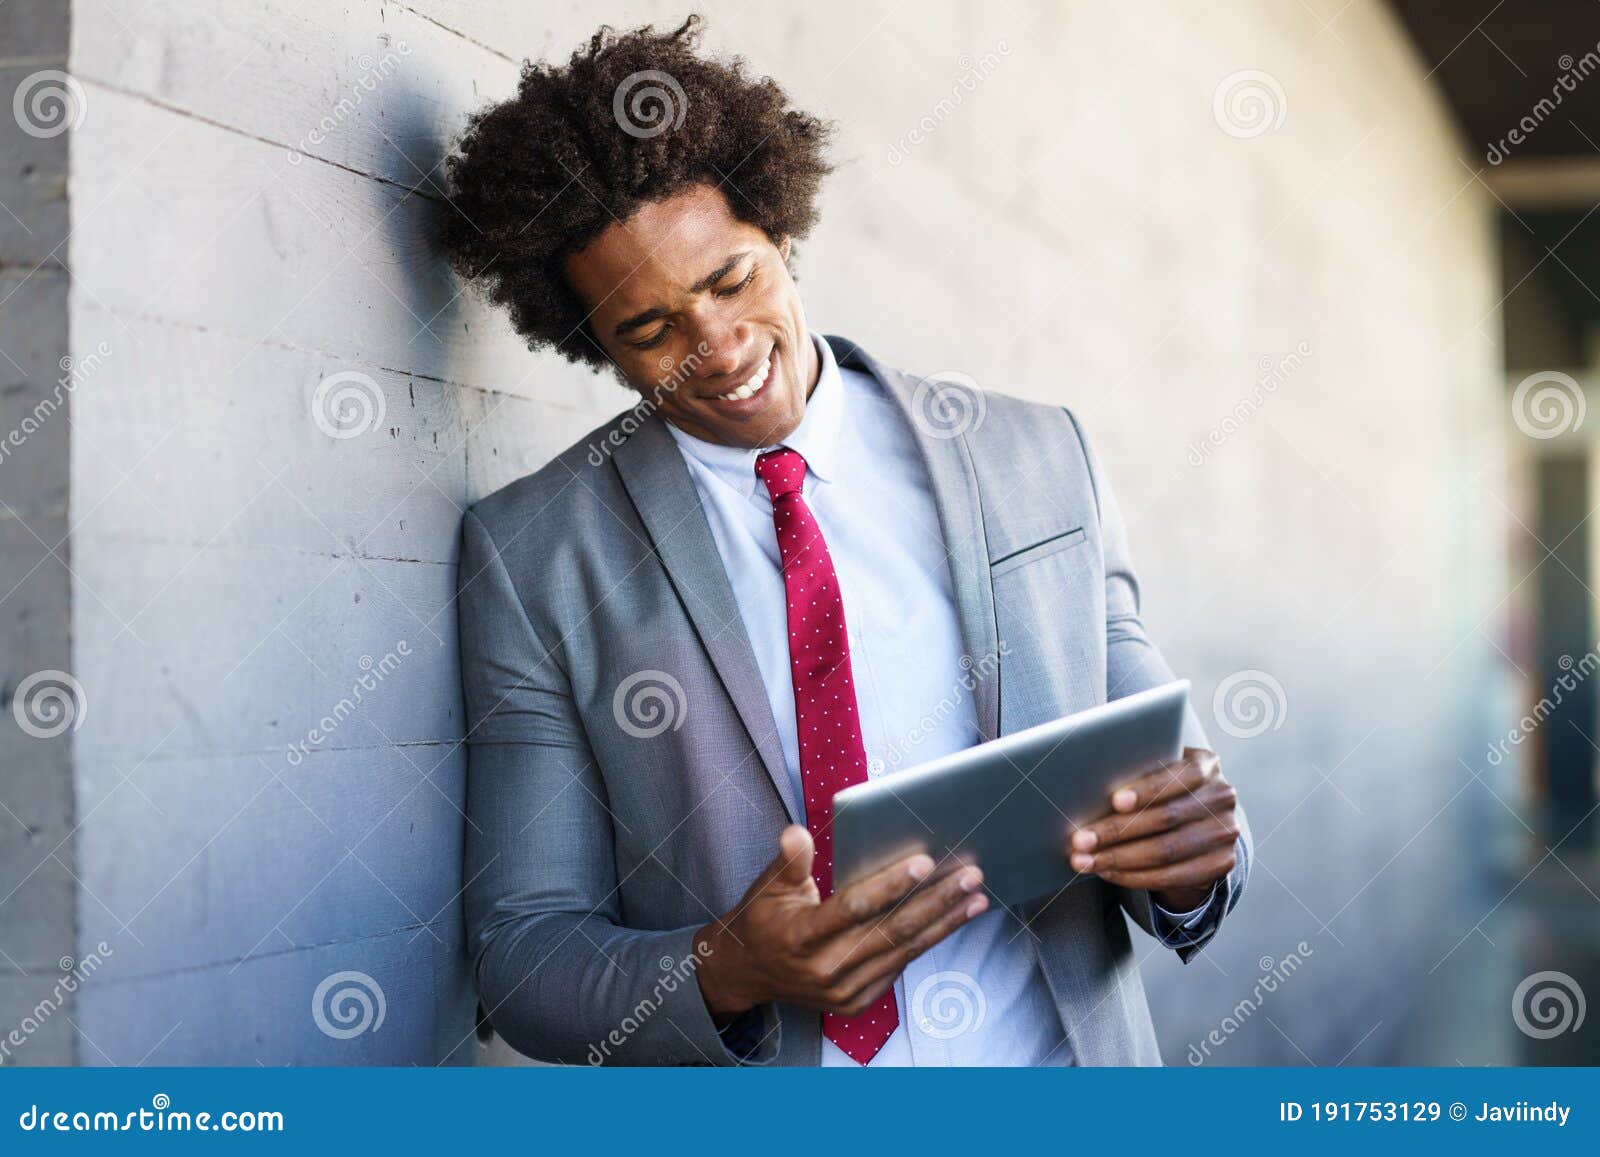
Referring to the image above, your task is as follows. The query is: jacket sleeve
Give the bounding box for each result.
[456,508,780,1065]
[1065,409,1252,964]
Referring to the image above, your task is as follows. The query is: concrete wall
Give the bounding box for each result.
[0,0,1505,1064]
[1,0,76,1068]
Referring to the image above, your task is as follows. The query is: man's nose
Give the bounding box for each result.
[689,317,749,378]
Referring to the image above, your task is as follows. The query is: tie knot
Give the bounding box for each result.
[755,447,807,500]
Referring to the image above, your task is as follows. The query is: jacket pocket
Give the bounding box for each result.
[989,526,1087,578]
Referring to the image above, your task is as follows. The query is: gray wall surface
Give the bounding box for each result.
[1,0,1509,1065]
[1,0,76,1068]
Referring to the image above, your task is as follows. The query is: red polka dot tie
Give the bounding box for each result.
[755,447,899,1064]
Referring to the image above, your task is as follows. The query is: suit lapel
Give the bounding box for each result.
[612,416,801,822]
[829,335,1002,742]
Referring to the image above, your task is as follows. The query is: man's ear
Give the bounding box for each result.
[778,235,792,262]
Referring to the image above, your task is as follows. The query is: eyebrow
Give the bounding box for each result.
[612,250,751,338]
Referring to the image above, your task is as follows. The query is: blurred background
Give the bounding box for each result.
[1,0,1598,1066]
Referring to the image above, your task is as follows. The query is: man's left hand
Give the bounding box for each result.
[1064,747,1239,913]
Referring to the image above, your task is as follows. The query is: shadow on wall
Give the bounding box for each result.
[57,36,485,1065]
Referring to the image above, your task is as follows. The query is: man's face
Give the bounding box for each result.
[564,183,816,448]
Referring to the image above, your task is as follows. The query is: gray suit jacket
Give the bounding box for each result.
[456,334,1251,1066]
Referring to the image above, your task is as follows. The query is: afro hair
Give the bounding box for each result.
[439,14,836,369]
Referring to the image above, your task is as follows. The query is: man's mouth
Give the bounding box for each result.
[708,355,772,403]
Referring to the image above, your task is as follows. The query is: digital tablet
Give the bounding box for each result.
[831,680,1190,907]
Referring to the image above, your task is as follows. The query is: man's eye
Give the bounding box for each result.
[631,327,670,350]
[714,269,756,298]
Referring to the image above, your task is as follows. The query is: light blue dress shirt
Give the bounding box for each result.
[666,331,1209,1065]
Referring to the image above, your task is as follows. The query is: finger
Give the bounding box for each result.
[1107,761,1195,814]
[824,887,991,1014]
[823,864,984,967]
[1072,780,1230,852]
[1070,778,1236,852]
[769,825,816,891]
[825,969,899,1019]
[805,849,936,942]
[898,883,989,959]
[1070,814,1237,874]
[1091,843,1238,891]
[1109,748,1220,813]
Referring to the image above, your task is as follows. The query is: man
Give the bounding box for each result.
[444,16,1249,1066]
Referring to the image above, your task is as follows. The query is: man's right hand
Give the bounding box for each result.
[694,825,988,1021]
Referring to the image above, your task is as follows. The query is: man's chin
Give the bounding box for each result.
[680,398,802,449]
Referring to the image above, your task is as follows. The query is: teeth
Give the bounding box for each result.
[717,356,771,401]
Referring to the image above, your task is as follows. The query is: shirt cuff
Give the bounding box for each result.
[1150,882,1219,940]
[715,1005,770,1062]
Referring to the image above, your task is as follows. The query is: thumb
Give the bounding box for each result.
[773,824,815,890]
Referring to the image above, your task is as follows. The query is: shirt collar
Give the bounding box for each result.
[665,330,845,501]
